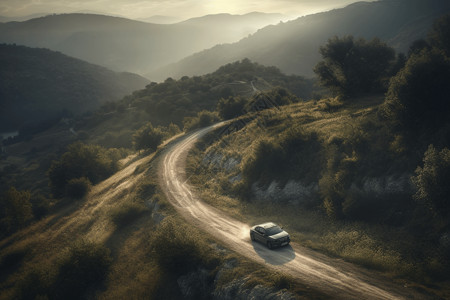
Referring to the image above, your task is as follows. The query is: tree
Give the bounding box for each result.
[217,96,248,119]
[428,14,450,58]
[48,142,118,197]
[382,49,450,132]
[314,36,395,98]
[132,122,164,152]
[412,145,450,217]
[0,187,33,232]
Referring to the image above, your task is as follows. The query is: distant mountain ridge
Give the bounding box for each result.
[0,12,287,77]
[149,0,450,80]
[0,44,149,131]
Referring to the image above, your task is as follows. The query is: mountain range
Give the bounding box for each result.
[0,44,148,132]
[149,0,450,80]
[0,12,287,77]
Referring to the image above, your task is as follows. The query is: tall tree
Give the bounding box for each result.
[314,36,395,98]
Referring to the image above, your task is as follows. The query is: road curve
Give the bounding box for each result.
[159,124,424,300]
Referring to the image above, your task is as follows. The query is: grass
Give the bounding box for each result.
[184,96,450,297]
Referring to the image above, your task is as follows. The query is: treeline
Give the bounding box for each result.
[237,14,450,237]
[122,59,313,128]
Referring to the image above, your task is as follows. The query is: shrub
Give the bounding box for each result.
[132,122,164,152]
[412,145,450,218]
[314,36,395,98]
[150,218,220,274]
[382,49,450,133]
[65,177,92,199]
[183,110,220,132]
[241,129,323,192]
[110,202,149,227]
[48,142,119,198]
[52,240,112,300]
[0,187,33,234]
[217,96,248,119]
[15,240,112,300]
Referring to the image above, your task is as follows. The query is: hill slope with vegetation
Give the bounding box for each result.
[0,12,287,76]
[184,14,450,297]
[2,12,450,299]
[151,0,450,80]
[0,44,148,132]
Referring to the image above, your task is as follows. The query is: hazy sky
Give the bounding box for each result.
[0,0,377,20]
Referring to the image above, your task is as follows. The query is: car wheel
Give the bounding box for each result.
[267,241,273,249]
[250,233,256,241]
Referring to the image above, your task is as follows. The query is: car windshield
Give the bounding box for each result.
[266,226,283,236]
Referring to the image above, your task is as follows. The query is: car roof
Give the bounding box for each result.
[258,222,278,229]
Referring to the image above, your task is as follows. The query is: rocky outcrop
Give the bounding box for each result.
[251,180,318,205]
[213,277,296,300]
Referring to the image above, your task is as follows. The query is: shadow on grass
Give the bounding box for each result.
[252,242,295,265]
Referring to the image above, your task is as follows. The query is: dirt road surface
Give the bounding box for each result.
[159,124,427,300]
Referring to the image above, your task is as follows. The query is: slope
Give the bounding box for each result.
[0,44,148,132]
[0,12,288,76]
[150,0,450,80]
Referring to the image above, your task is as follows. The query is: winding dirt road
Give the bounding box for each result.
[159,124,426,299]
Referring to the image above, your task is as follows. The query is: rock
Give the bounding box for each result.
[251,180,318,205]
[213,277,296,300]
[177,268,211,299]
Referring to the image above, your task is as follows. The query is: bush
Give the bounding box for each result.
[150,218,220,274]
[65,177,92,199]
[183,110,220,132]
[217,96,248,119]
[48,142,119,198]
[241,129,323,191]
[110,202,149,227]
[314,36,395,98]
[382,49,450,133]
[16,240,112,300]
[412,145,450,218]
[52,240,112,300]
[132,122,164,152]
[0,187,33,234]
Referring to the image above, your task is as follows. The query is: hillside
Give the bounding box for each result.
[0,13,287,76]
[0,44,148,132]
[150,0,450,80]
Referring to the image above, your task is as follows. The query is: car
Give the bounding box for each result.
[250,222,290,249]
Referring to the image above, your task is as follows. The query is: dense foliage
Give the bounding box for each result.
[314,36,396,98]
[127,59,312,127]
[47,142,125,197]
[382,14,450,143]
[17,240,112,300]
[0,44,148,132]
[0,187,32,235]
[412,145,450,219]
[132,122,165,152]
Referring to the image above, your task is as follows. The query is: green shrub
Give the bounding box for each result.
[52,240,112,300]
[132,122,164,152]
[150,218,220,274]
[0,187,33,234]
[47,142,119,198]
[412,145,450,218]
[65,177,92,199]
[183,110,220,132]
[314,36,395,98]
[15,240,111,300]
[241,129,323,195]
[382,49,450,134]
[217,96,248,119]
[110,202,149,227]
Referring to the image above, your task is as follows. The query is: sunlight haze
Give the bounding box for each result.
[0,0,378,21]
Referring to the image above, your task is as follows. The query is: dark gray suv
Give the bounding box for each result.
[250,222,290,249]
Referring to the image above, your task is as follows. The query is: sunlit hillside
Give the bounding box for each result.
[151,0,450,80]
